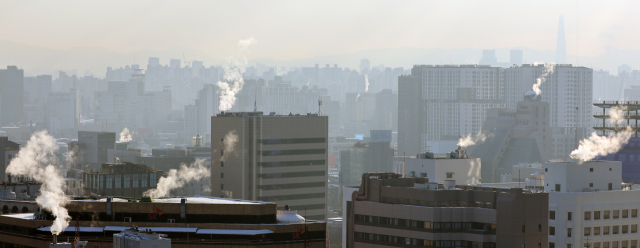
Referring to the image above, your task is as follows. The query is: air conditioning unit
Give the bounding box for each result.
[168,219,175,223]
[124,217,131,222]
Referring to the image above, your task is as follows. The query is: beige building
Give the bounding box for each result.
[211,111,328,220]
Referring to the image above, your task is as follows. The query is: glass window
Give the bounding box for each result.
[585,227,591,236]
[623,210,629,218]
[614,210,620,219]
[115,175,121,189]
[568,212,573,221]
[632,209,637,218]
[550,211,556,220]
[631,240,637,248]
[595,242,601,248]
[595,211,601,220]
[614,242,619,248]
[550,227,556,235]
[550,243,555,248]
[622,225,628,234]
[585,211,591,220]
[613,226,619,234]
[604,211,610,219]
[604,226,610,235]
[622,241,628,248]
[133,174,140,188]
[106,175,113,189]
[150,173,157,187]
[604,242,610,248]
[632,224,637,233]
[141,174,148,188]
[124,174,130,188]
[568,228,572,237]
[594,227,600,235]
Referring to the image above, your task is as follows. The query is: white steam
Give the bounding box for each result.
[609,106,628,124]
[570,127,633,161]
[143,160,210,198]
[217,37,257,111]
[222,131,238,160]
[531,65,555,96]
[5,131,70,235]
[457,131,487,147]
[364,74,369,92]
[119,127,134,142]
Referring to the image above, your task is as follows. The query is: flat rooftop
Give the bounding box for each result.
[71,196,270,205]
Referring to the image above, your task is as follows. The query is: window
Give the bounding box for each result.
[550,227,556,235]
[623,210,629,218]
[614,242,619,248]
[622,241,628,248]
[556,184,561,191]
[539,224,542,232]
[604,226,610,235]
[632,240,637,248]
[568,228,572,237]
[595,211,601,220]
[610,168,612,171]
[550,243,555,248]
[605,242,610,248]
[613,226,619,234]
[614,210,620,219]
[221,150,224,156]
[594,226,600,235]
[221,161,224,167]
[568,212,573,221]
[590,168,594,172]
[568,244,572,248]
[604,210,610,219]
[609,183,613,190]
[633,209,637,218]
[446,172,454,178]
[221,173,224,178]
[420,173,427,177]
[585,211,591,220]
[221,184,224,190]
[622,225,628,234]
[550,211,556,220]
[590,183,594,187]
[595,243,601,248]
[584,227,591,236]
[546,168,548,172]
[632,224,638,233]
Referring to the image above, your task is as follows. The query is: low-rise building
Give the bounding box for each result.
[392,147,482,185]
[82,162,163,198]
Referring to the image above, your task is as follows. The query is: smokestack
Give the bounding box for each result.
[53,234,57,244]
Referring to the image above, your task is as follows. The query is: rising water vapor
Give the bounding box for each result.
[570,126,633,161]
[5,131,70,235]
[119,127,134,142]
[531,65,555,96]
[608,106,628,124]
[364,74,369,92]
[457,131,487,147]
[217,37,257,111]
[143,160,210,198]
[222,131,238,160]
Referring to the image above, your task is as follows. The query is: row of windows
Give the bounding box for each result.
[257,192,325,201]
[259,138,326,145]
[257,182,325,190]
[258,149,326,156]
[585,210,638,220]
[259,160,325,168]
[84,173,157,189]
[550,225,638,237]
[259,170,325,179]
[355,232,497,248]
[550,240,638,248]
[355,214,496,233]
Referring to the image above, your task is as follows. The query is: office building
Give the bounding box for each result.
[211,111,328,220]
[0,196,326,247]
[78,131,116,167]
[343,173,548,248]
[0,136,19,182]
[470,92,552,182]
[545,161,640,248]
[392,147,481,185]
[339,130,393,186]
[0,66,24,125]
[479,49,498,66]
[83,162,162,198]
[398,65,505,156]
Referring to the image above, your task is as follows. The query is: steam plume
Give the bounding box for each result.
[222,131,238,160]
[457,131,487,147]
[217,37,257,111]
[609,106,628,124]
[5,131,70,235]
[119,127,134,142]
[570,126,633,161]
[364,74,369,92]
[531,65,555,96]
[143,160,210,198]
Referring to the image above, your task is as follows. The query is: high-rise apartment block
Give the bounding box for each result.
[0,66,24,125]
[210,112,328,220]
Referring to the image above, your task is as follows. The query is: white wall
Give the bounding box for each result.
[544,161,622,192]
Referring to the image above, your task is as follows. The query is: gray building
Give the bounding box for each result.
[0,136,19,182]
[78,131,116,167]
[345,173,548,248]
[0,66,24,125]
[211,111,328,220]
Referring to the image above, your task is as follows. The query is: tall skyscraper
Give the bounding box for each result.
[510,49,524,65]
[556,15,567,64]
[211,112,328,220]
[0,66,24,125]
[479,49,498,66]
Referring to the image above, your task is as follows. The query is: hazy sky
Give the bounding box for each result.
[1,0,638,61]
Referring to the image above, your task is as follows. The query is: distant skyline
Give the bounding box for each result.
[1,1,639,75]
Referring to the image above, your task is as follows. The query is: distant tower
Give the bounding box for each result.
[556,15,567,64]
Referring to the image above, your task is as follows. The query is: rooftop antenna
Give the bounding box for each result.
[318,98,322,116]
[254,87,257,112]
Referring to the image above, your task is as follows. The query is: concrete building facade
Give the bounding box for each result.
[211,111,328,220]
[0,66,24,125]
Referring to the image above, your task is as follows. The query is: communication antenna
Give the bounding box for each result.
[318,98,322,116]
[254,87,257,112]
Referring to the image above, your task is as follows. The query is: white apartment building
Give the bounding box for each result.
[545,161,640,248]
[505,64,593,129]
